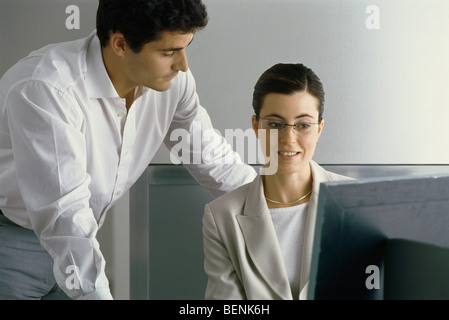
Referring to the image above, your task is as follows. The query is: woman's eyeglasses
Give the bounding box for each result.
[258,117,320,136]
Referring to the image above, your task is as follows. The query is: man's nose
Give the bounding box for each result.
[173,50,188,72]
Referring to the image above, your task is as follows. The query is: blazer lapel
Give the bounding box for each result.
[236,175,292,300]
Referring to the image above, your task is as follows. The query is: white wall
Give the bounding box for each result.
[153,0,449,164]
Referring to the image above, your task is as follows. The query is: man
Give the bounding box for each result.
[0,0,256,300]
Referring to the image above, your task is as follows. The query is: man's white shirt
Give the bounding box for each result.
[0,31,256,299]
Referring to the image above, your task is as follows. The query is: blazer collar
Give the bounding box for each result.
[237,174,292,299]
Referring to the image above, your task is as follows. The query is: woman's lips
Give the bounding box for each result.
[278,151,298,156]
[278,151,300,159]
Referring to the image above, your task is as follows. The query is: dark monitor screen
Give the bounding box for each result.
[308,174,449,300]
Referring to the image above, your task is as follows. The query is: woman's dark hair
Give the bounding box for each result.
[96,0,208,52]
[252,63,325,122]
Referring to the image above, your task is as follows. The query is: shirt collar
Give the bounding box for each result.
[85,31,120,99]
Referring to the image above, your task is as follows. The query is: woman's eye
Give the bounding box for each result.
[297,123,310,129]
[269,122,283,128]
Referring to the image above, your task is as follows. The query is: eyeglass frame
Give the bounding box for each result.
[256,117,321,135]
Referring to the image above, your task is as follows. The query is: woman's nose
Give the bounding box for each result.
[280,124,297,140]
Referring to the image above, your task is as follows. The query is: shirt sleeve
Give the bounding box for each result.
[164,70,257,198]
[5,80,112,300]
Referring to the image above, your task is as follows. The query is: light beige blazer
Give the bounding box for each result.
[203,160,352,300]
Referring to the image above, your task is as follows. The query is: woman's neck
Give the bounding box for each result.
[262,165,313,209]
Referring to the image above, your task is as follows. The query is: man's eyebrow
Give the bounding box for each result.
[158,47,183,52]
[158,37,194,52]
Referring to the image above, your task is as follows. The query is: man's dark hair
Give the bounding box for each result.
[96,0,208,52]
[252,63,325,123]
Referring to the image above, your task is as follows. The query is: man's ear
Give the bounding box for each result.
[109,31,128,57]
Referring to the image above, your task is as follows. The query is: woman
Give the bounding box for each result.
[202,63,353,300]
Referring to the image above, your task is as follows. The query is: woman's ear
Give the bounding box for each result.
[317,119,324,140]
[251,115,259,138]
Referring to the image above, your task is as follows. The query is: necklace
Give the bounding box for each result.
[265,190,312,205]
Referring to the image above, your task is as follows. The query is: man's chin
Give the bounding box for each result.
[149,81,172,92]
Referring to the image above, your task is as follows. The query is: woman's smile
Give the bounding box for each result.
[278,151,301,160]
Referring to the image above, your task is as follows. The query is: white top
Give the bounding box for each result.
[0,31,256,299]
[270,202,309,299]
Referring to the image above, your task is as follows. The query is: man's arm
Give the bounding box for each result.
[6,80,112,299]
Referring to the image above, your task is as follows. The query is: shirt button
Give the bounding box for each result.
[117,113,125,118]
[115,190,121,196]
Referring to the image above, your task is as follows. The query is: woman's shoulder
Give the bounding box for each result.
[205,176,258,218]
[208,180,252,207]
[311,160,355,182]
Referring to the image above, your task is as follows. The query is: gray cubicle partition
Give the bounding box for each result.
[129,164,449,300]
[129,165,213,300]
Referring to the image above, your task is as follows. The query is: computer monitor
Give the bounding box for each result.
[308,174,449,300]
